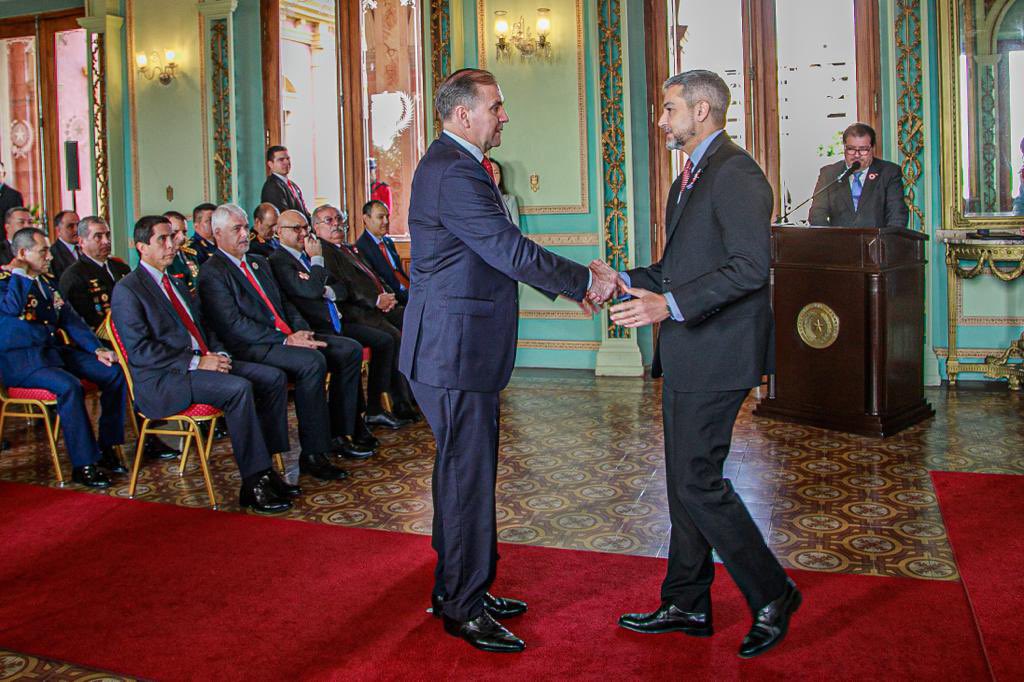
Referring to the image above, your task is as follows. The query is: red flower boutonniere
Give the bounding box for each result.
[867,172,878,181]
[685,168,704,191]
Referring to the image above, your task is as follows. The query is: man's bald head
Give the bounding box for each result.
[252,202,280,241]
[276,209,310,250]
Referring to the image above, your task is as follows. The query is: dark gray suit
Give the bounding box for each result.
[627,133,787,615]
[807,158,909,228]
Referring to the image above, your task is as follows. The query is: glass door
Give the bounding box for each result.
[0,29,43,223]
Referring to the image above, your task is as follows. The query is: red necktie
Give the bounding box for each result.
[344,245,385,294]
[378,240,409,288]
[161,274,209,354]
[239,260,293,335]
[481,157,496,183]
[286,178,306,210]
[677,159,694,203]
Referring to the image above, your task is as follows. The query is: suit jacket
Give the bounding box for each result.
[320,239,401,329]
[0,271,99,385]
[197,250,310,361]
[49,239,77,281]
[0,240,12,267]
[110,267,226,418]
[58,255,131,330]
[627,133,773,393]
[807,158,909,229]
[267,248,347,334]
[356,230,409,305]
[400,134,589,392]
[0,184,24,220]
[260,174,311,223]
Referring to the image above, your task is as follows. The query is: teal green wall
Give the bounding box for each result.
[233,0,265,216]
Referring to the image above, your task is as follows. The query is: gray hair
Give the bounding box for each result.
[434,68,498,121]
[312,204,348,225]
[11,227,45,253]
[211,203,247,233]
[663,70,731,126]
[76,215,107,239]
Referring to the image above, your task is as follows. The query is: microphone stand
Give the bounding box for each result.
[777,162,861,225]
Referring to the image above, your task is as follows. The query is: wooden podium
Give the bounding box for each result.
[754,226,934,437]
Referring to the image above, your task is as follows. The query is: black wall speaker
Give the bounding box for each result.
[64,140,80,191]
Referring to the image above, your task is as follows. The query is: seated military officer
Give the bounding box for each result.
[58,216,130,330]
[187,203,218,265]
[164,210,201,294]
[0,227,127,487]
[248,203,280,258]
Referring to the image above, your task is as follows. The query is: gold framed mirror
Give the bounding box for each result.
[938,0,1024,229]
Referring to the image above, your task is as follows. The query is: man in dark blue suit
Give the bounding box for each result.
[356,200,409,305]
[401,68,618,653]
[0,227,126,487]
[111,215,299,513]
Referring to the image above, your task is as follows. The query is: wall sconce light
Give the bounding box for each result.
[494,8,554,63]
[136,49,179,85]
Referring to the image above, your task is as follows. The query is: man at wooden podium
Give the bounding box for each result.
[808,122,909,229]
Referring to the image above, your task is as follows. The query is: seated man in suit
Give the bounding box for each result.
[808,122,909,229]
[58,216,130,331]
[163,210,201,294]
[187,203,218,265]
[197,203,372,475]
[1,207,33,266]
[269,210,411,430]
[261,146,311,223]
[248,202,280,258]
[356,200,409,305]
[49,210,80,281]
[0,227,126,487]
[111,215,299,513]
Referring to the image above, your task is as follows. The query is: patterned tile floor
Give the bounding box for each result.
[2,369,1022,679]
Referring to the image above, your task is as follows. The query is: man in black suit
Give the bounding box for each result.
[187,203,218,264]
[248,202,280,258]
[403,68,616,653]
[111,215,298,513]
[356,200,409,305]
[1,207,33,266]
[607,70,800,659]
[807,122,909,229]
[197,203,371,475]
[270,210,411,430]
[0,162,24,221]
[49,210,80,281]
[260,146,311,224]
[58,216,130,330]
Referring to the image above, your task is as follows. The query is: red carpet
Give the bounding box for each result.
[933,472,1024,682]
[0,481,990,680]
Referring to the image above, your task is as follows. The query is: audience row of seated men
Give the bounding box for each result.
[0,199,418,514]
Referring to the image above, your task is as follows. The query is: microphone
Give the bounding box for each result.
[778,161,861,225]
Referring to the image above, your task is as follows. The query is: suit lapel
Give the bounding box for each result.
[665,133,729,247]
[854,160,883,215]
[139,269,206,343]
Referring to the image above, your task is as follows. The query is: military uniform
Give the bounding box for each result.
[57,255,131,331]
[167,245,201,294]
[247,232,280,259]
[0,270,126,467]
[187,234,218,265]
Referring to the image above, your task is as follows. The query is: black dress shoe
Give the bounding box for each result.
[442,612,525,653]
[239,472,292,513]
[143,437,179,461]
[351,420,380,450]
[431,593,527,620]
[393,402,422,423]
[738,578,801,659]
[71,464,111,488]
[299,451,349,480]
[267,469,301,499]
[97,448,128,475]
[331,436,375,460]
[365,411,410,430]
[618,603,713,636]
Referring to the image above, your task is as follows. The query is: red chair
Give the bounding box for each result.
[0,382,65,483]
[105,316,225,509]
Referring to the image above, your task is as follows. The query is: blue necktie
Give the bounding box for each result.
[851,172,863,211]
[301,252,341,333]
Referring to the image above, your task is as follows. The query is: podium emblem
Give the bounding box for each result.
[797,302,840,349]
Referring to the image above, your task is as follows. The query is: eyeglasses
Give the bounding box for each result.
[316,215,346,226]
[844,146,873,155]
[279,224,309,233]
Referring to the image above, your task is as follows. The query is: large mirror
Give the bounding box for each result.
[940,0,1024,226]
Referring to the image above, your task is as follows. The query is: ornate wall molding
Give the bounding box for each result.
[429,0,451,137]
[89,32,109,223]
[517,339,601,351]
[524,232,600,246]
[894,0,925,229]
[210,18,233,204]
[519,310,592,320]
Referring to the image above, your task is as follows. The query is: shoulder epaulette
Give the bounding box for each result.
[180,245,197,256]
[0,271,10,280]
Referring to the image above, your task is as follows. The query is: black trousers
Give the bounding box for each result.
[343,322,396,413]
[184,361,288,479]
[661,387,788,614]
[257,344,330,455]
[312,333,363,438]
[410,379,500,621]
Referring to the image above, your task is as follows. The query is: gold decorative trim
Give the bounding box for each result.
[90,33,109,223]
[933,346,1020,359]
[517,339,601,351]
[476,0,588,215]
[198,12,211,202]
[126,0,139,218]
[524,232,599,246]
[796,302,841,349]
[519,310,591,320]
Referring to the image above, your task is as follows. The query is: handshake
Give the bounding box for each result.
[578,259,671,328]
